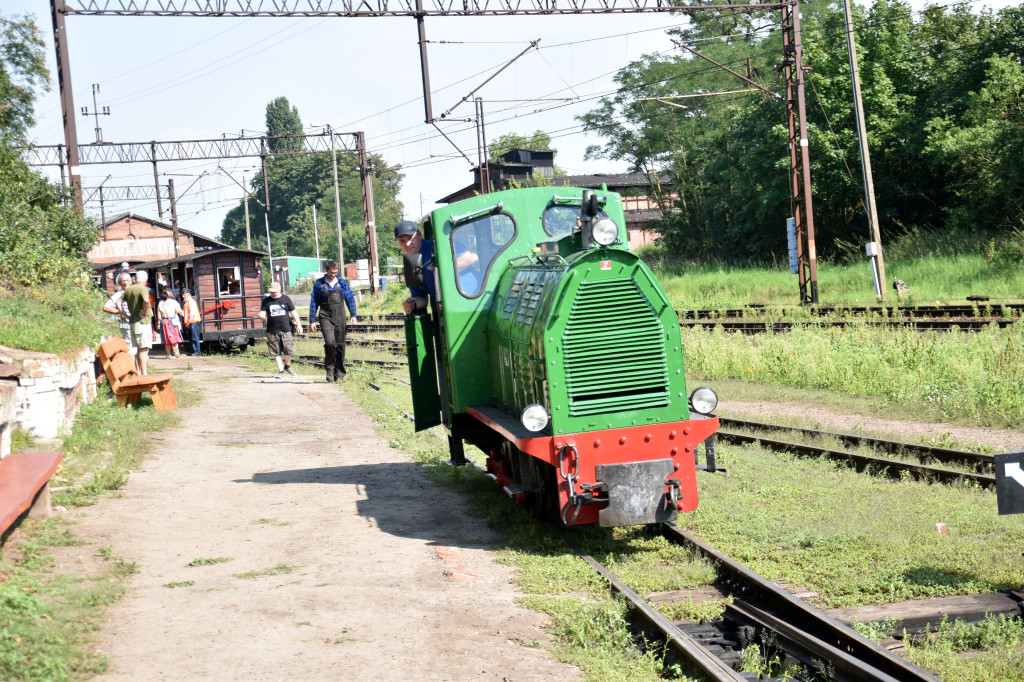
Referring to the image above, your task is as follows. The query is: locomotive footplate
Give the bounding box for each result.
[595,459,677,527]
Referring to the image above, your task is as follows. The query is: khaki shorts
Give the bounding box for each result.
[119,325,138,356]
[267,331,295,357]
[130,320,153,350]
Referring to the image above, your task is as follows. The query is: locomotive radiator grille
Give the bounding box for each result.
[562,278,670,417]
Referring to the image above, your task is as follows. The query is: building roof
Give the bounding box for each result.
[132,247,268,271]
[102,212,234,250]
[437,171,672,205]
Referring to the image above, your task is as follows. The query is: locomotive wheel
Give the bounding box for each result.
[525,456,560,524]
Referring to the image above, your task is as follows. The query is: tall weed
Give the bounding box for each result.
[0,284,115,354]
[683,323,1024,427]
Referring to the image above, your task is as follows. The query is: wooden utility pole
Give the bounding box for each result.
[842,0,886,299]
[168,179,180,257]
[782,1,819,304]
[50,0,82,211]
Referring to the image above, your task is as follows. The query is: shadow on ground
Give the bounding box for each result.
[234,462,494,548]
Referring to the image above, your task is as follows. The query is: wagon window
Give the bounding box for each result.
[450,212,516,298]
[218,266,240,295]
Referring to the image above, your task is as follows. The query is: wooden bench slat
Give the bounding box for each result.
[119,373,175,389]
[96,337,176,412]
[0,452,63,535]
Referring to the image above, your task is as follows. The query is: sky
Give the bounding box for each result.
[7,0,1019,245]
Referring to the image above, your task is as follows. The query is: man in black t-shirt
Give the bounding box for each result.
[259,282,303,378]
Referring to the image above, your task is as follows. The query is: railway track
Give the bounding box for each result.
[682,318,1021,333]
[299,343,998,487]
[717,417,996,488]
[555,523,943,681]
[310,314,1024,340]
[290,354,406,369]
[356,366,1014,680]
[680,303,1024,320]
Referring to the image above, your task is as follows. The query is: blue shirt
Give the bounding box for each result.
[409,238,437,304]
[309,276,357,320]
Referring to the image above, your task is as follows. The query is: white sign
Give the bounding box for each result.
[88,237,176,260]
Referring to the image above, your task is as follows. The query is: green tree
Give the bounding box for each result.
[0,14,99,288]
[265,96,304,154]
[578,0,1024,262]
[1,15,47,142]
[488,130,553,160]
[219,98,404,271]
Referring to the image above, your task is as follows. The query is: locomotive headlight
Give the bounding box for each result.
[521,404,549,432]
[591,218,618,246]
[689,386,719,415]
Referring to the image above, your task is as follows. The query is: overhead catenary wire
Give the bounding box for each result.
[59,0,1004,227]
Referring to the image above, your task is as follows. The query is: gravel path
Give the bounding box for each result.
[65,356,579,681]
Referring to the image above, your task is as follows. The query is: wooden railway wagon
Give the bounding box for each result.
[134,248,267,351]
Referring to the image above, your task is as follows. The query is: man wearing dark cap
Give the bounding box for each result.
[394,220,435,315]
[395,220,482,315]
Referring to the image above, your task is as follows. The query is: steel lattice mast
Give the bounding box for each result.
[46,0,818,300]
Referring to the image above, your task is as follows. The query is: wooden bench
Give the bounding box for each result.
[96,338,177,411]
[0,451,62,539]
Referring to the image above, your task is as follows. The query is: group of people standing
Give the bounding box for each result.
[103,267,202,376]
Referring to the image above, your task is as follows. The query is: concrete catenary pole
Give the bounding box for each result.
[329,127,344,267]
[843,0,886,299]
[312,204,322,264]
[357,132,379,294]
[242,171,252,250]
[151,142,163,219]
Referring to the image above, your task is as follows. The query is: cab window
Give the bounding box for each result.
[543,205,608,238]
[450,213,516,297]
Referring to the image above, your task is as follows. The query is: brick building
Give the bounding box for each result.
[438,149,675,250]
[88,213,232,293]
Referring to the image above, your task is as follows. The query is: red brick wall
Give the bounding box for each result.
[88,216,195,266]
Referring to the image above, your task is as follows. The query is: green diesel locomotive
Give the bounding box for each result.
[403,186,719,526]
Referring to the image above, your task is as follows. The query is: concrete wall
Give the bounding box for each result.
[0,345,98,452]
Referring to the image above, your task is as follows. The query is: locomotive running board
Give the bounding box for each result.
[595,459,677,527]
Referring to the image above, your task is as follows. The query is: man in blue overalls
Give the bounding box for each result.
[309,260,358,382]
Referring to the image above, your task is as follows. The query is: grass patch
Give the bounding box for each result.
[652,246,1024,310]
[231,563,298,580]
[163,581,195,588]
[682,323,1024,428]
[53,395,183,508]
[0,519,133,681]
[0,284,116,355]
[10,427,37,453]
[187,557,233,567]
[902,615,1024,681]
[688,442,1024,608]
[346,365,1024,681]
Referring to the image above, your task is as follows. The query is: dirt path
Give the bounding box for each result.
[66,356,579,681]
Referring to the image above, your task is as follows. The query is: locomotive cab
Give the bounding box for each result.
[403,186,719,526]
